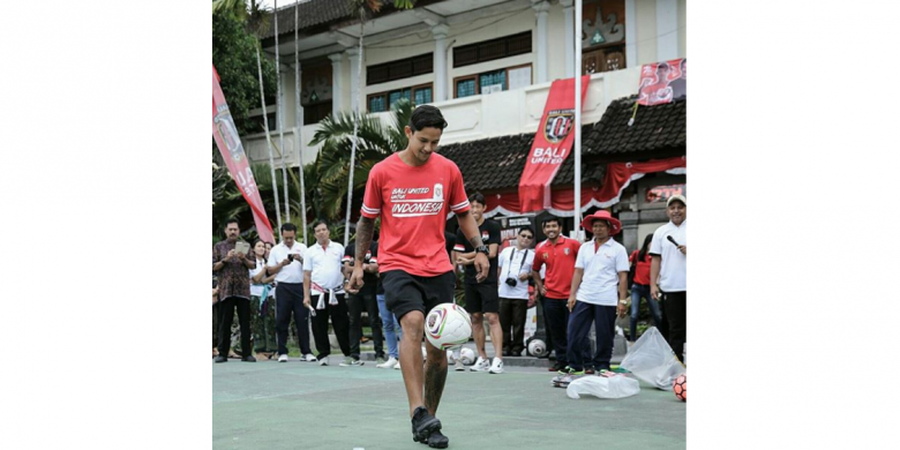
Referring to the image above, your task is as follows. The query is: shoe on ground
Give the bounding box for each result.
[395,361,402,370]
[411,406,442,445]
[301,353,318,362]
[488,358,504,374]
[453,360,466,372]
[319,356,329,366]
[585,367,595,375]
[340,357,364,366]
[422,429,449,448]
[377,356,399,369]
[214,355,227,363]
[557,366,585,376]
[470,356,490,372]
[549,362,565,372]
[277,354,288,363]
[241,355,257,362]
[376,356,386,366]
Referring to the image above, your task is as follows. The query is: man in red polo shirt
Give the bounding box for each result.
[532,216,582,373]
[349,105,488,449]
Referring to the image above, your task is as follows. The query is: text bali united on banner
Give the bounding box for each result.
[213,65,275,244]
[637,58,686,106]
[518,76,590,213]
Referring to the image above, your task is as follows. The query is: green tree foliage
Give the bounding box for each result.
[213,9,276,136]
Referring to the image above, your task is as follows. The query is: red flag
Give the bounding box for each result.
[518,76,590,213]
[213,65,275,244]
[637,58,686,106]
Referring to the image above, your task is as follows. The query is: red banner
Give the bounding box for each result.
[213,65,275,244]
[637,58,686,106]
[518,76,590,213]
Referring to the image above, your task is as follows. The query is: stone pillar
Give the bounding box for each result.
[619,211,640,252]
[346,47,361,113]
[625,0,637,67]
[328,52,344,116]
[532,0,550,83]
[560,0,575,78]
[432,23,450,102]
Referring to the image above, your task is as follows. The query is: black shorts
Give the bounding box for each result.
[382,270,456,320]
[464,282,499,314]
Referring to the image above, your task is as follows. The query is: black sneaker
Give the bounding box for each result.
[214,355,227,363]
[421,429,449,448]
[411,406,442,445]
[241,355,257,362]
[585,367,596,375]
[548,361,565,372]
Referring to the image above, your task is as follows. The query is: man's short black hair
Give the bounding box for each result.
[225,218,240,227]
[541,216,561,228]
[312,219,329,230]
[281,223,297,233]
[518,225,535,236]
[469,192,486,206]
[409,105,448,132]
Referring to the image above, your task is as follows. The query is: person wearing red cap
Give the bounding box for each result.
[562,211,629,375]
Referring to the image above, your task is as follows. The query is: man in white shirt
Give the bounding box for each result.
[565,211,629,375]
[650,194,687,363]
[497,226,535,359]
[303,220,354,366]
[266,223,315,363]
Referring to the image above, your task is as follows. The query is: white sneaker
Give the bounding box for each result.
[301,353,318,362]
[277,354,288,363]
[454,360,466,372]
[489,357,504,374]
[394,361,401,370]
[471,356,490,372]
[319,356,328,366]
[377,356,399,369]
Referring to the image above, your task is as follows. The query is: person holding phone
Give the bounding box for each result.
[213,218,256,363]
[267,223,314,363]
[650,195,687,363]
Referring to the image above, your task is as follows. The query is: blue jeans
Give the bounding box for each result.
[377,294,401,359]
[630,283,662,341]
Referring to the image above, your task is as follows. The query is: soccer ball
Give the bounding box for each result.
[527,338,548,358]
[458,347,476,365]
[673,373,686,402]
[425,303,472,351]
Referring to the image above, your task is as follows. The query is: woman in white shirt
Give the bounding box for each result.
[249,239,278,360]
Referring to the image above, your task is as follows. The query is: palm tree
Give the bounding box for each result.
[309,98,413,221]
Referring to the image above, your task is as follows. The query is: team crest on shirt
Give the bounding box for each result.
[564,248,570,255]
[543,252,549,259]
[434,183,443,200]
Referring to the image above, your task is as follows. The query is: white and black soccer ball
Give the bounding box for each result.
[458,347,476,365]
[424,303,472,351]
[527,338,548,358]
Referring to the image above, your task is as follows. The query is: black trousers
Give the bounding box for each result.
[542,297,570,366]
[311,292,351,358]
[566,302,617,371]
[275,282,311,355]
[664,291,686,363]
[347,290,384,359]
[217,296,251,356]
[499,298,528,354]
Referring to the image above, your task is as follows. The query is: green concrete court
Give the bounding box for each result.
[213,358,685,449]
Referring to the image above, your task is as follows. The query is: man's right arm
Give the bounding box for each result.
[650,255,661,300]
[349,217,375,291]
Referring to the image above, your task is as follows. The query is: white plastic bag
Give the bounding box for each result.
[619,327,685,390]
[566,374,640,399]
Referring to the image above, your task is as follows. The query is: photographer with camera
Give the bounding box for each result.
[266,223,315,363]
[497,227,535,358]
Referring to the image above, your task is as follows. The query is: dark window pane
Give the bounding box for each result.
[456,79,475,98]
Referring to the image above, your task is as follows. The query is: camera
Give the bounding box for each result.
[505,278,518,287]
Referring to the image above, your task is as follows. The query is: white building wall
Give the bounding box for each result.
[546,1,568,81]
[678,0,687,58]
[635,0,657,66]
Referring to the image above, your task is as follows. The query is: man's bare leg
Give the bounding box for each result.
[399,311,426,417]
[486,312,503,359]
[423,339,448,415]
[471,312,487,359]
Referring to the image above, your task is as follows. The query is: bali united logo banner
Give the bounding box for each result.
[637,58,686,106]
[518,76,590,213]
[213,65,274,244]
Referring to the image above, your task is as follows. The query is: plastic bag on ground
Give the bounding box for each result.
[619,327,685,390]
[566,373,640,399]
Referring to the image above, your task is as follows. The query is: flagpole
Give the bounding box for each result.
[257,47,283,235]
[574,0,583,239]
[294,0,308,245]
[274,0,291,224]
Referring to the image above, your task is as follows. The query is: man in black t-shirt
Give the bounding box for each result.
[344,240,385,364]
[453,193,505,374]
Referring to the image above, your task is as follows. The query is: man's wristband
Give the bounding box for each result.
[474,245,490,256]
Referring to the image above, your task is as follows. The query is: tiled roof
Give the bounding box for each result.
[261,0,356,39]
[583,95,686,155]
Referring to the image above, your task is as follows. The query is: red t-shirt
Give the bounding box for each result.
[361,153,470,277]
[532,236,581,299]
[629,250,652,286]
